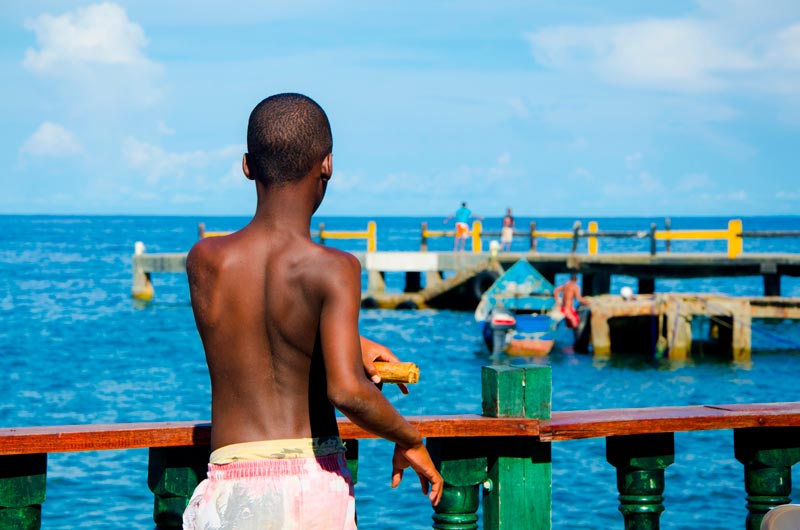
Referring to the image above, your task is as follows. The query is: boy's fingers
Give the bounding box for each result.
[430,478,443,506]
[391,467,403,489]
[365,364,381,384]
[417,474,430,495]
[397,382,409,395]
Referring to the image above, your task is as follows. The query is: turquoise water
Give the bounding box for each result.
[3,215,800,529]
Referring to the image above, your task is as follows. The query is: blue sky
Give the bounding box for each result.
[2,1,799,217]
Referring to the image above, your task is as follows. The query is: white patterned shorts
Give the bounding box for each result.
[183,444,356,530]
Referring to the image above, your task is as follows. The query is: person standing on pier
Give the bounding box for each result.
[183,93,442,530]
[500,207,515,252]
[554,273,590,343]
[444,201,482,251]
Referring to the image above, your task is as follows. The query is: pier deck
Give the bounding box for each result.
[133,249,800,304]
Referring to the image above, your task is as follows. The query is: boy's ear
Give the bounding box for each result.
[321,153,332,179]
[242,153,254,181]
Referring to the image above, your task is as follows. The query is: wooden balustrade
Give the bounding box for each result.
[3,366,800,529]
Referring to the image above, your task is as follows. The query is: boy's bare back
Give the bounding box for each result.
[188,227,358,450]
[185,94,442,513]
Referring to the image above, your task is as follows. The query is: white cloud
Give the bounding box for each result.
[23,3,163,107]
[776,190,800,200]
[329,170,362,192]
[122,137,243,185]
[602,171,664,198]
[20,122,82,157]
[218,159,247,189]
[526,5,800,94]
[624,152,643,170]
[677,173,712,192]
[508,98,530,119]
[156,120,176,136]
[24,3,151,73]
[695,189,749,202]
[568,167,594,182]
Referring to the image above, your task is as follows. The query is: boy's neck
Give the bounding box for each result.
[251,181,315,236]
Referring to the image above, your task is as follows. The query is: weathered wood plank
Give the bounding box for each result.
[540,403,800,441]
[0,416,540,455]
[4,403,800,455]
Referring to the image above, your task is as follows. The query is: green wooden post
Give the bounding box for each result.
[148,445,209,529]
[427,438,487,530]
[0,454,47,530]
[606,433,674,530]
[734,427,800,530]
[482,365,552,530]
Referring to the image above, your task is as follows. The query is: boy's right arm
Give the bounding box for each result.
[316,251,442,505]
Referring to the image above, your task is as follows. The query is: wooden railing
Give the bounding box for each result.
[3,366,800,529]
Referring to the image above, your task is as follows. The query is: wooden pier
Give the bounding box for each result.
[3,365,800,529]
[132,248,800,301]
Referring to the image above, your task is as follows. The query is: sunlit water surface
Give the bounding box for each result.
[3,215,800,529]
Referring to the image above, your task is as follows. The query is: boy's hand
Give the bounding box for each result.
[360,336,409,394]
[391,443,444,507]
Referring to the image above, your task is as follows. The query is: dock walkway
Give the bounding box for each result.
[132,249,800,302]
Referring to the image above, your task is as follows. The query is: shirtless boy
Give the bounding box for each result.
[553,273,590,342]
[183,93,442,529]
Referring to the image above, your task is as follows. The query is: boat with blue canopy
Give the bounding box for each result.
[474,260,561,356]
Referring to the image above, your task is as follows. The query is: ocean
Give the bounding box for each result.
[2,214,800,529]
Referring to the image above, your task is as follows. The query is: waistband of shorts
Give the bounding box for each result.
[210,436,345,464]
[207,452,347,480]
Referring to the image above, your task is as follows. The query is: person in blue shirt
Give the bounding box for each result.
[444,202,482,251]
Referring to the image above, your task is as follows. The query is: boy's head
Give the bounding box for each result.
[246,93,332,187]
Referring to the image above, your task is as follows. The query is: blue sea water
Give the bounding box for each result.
[2,214,800,529]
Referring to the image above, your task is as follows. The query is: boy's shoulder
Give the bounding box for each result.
[304,244,361,279]
[186,234,229,274]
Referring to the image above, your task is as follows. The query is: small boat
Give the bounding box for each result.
[475,260,560,356]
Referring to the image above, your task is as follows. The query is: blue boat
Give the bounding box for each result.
[474,260,560,356]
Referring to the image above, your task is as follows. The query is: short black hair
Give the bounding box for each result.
[246,93,332,186]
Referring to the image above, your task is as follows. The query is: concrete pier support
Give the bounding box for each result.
[426,271,443,289]
[404,271,422,293]
[583,273,611,296]
[131,242,154,301]
[587,294,752,361]
[638,277,656,295]
[367,271,386,293]
[763,274,781,297]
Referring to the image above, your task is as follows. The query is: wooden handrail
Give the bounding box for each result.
[4,403,800,455]
[0,415,539,455]
[540,402,800,441]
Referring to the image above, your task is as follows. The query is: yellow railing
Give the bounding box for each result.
[656,219,743,258]
[197,221,377,252]
[195,218,770,258]
[319,221,377,252]
[421,221,483,252]
[422,219,747,257]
